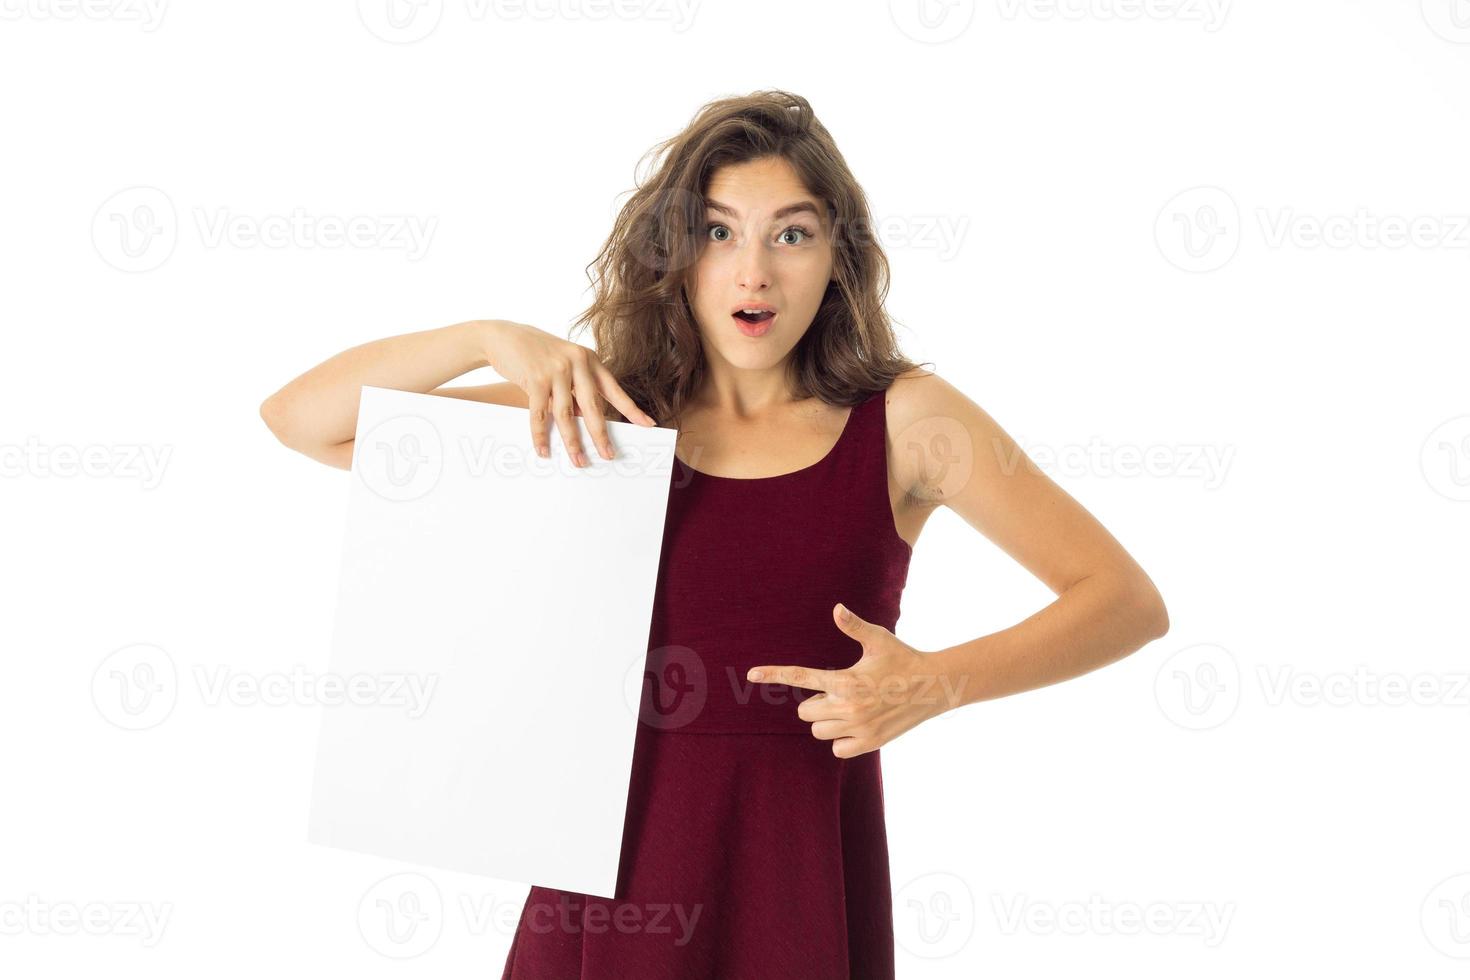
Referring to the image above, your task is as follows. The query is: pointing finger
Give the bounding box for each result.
[746,664,840,693]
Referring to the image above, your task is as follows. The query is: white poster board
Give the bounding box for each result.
[307,385,676,898]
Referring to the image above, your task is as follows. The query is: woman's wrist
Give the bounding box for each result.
[924,642,982,716]
[454,319,510,371]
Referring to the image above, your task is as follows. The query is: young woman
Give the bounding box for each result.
[261,90,1168,979]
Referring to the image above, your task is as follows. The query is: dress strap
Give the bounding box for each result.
[826,389,894,513]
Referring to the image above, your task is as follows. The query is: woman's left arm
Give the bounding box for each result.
[747,371,1170,756]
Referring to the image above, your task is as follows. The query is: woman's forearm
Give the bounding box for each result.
[259,319,506,449]
[927,571,1169,713]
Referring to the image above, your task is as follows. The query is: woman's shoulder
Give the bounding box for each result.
[881,366,992,504]
[881,365,962,430]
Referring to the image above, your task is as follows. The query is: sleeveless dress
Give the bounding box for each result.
[499,387,913,980]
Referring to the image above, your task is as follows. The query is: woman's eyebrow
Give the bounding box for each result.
[705,199,822,222]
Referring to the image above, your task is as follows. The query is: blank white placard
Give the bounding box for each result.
[307,385,676,898]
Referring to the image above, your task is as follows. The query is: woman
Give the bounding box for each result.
[260,90,1168,979]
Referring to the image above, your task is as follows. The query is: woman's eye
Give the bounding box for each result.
[705,223,815,245]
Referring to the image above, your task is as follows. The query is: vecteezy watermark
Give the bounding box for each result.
[499,891,703,945]
[1422,872,1470,958]
[623,646,971,732]
[895,413,976,506]
[1257,665,1470,709]
[91,643,179,731]
[92,186,177,273]
[356,0,700,43]
[991,893,1235,947]
[894,871,977,959]
[889,0,977,44]
[727,666,969,711]
[994,0,1230,32]
[892,416,1233,500]
[0,0,168,30]
[1156,643,1470,729]
[359,873,444,959]
[1420,415,1470,503]
[624,644,709,731]
[814,212,973,261]
[1154,643,1241,730]
[0,895,173,946]
[92,186,437,272]
[193,664,439,719]
[895,873,1233,955]
[0,437,172,489]
[1155,186,1241,273]
[863,213,972,261]
[354,412,676,504]
[1011,436,1235,490]
[194,208,435,259]
[1421,0,1470,43]
[357,0,445,43]
[356,871,705,960]
[1256,208,1470,251]
[1156,185,1470,272]
[91,643,440,730]
[355,414,443,502]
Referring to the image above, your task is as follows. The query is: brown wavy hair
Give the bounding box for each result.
[570,89,931,426]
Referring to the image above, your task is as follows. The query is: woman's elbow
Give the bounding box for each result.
[259,393,297,445]
[1134,579,1169,641]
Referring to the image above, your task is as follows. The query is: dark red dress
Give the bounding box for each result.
[500,387,913,979]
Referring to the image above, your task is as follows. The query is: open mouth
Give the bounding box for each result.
[733,310,775,324]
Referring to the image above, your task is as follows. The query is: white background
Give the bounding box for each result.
[3,1,1468,977]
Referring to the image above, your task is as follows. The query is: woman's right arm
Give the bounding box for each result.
[259,318,655,472]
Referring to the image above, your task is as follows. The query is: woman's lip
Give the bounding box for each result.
[733,312,776,336]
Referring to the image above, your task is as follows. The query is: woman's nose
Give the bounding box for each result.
[735,242,771,290]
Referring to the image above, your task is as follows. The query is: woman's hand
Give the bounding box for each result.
[746,604,965,758]
[484,320,658,467]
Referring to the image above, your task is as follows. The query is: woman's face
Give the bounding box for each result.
[683,155,835,373]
